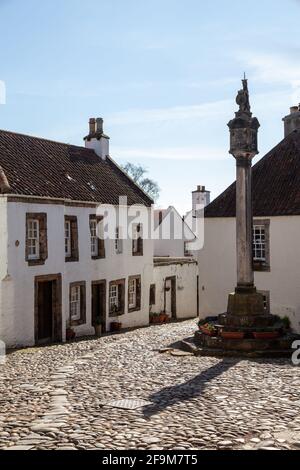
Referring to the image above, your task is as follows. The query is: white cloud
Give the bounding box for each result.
[107,99,231,126]
[237,51,300,103]
[111,145,227,161]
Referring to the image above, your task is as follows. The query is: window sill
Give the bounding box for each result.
[65,257,79,263]
[128,306,141,313]
[91,255,105,260]
[253,262,270,272]
[27,258,46,266]
[109,311,125,318]
[70,319,86,327]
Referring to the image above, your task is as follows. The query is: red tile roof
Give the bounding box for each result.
[0,129,153,206]
[205,130,300,217]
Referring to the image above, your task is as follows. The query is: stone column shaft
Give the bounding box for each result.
[236,157,254,290]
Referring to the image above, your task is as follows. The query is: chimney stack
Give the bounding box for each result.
[192,185,210,217]
[84,117,110,160]
[283,105,300,137]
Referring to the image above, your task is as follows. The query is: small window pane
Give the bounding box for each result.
[27,219,40,260]
[65,221,71,257]
[90,219,98,257]
[129,279,137,309]
[109,284,119,311]
[70,285,81,320]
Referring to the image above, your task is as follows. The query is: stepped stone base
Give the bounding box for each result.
[195,330,297,354]
[219,312,276,329]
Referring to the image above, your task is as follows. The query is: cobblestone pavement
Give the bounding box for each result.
[1,319,300,451]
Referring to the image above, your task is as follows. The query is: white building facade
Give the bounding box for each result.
[0,119,154,348]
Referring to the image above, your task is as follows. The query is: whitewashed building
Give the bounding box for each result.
[151,206,199,320]
[0,118,154,348]
[199,105,300,333]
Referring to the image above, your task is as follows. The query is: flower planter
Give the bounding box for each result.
[159,313,168,323]
[94,324,102,338]
[110,321,122,332]
[253,331,279,340]
[151,315,160,324]
[200,327,217,337]
[221,331,245,340]
[66,328,76,341]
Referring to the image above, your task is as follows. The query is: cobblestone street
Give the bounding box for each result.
[1,320,300,451]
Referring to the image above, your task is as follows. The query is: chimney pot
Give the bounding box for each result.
[96,117,104,135]
[290,106,298,114]
[89,118,96,135]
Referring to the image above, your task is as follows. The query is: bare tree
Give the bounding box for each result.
[122,162,160,202]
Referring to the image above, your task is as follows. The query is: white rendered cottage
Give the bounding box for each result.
[0,118,153,348]
[199,106,300,334]
[151,205,199,320]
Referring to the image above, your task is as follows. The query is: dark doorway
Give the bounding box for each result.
[164,276,176,320]
[35,274,62,345]
[197,275,199,317]
[92,280,106,333]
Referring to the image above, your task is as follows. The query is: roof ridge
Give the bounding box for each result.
[205,129,300,218]
[0,128,89,151]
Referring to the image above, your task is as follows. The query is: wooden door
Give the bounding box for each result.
[92,281,106,333]
[37,281,53,343]
[165,276,177,319]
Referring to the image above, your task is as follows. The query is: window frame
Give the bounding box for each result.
[128,275,141,313]
[89,215,105,260]
[65,219,72,258]
[115,226,123,254]
[65,215,79,263]
[149,284,156,306]
[70,285,81,321]
[25,213,48,266]
[128,278,137,310]
[27,218,40,260]
[90,218,98,258]
[132,223,143,257]
[253,219,270,272]
[109,279,125,317]
[69,281,86,326]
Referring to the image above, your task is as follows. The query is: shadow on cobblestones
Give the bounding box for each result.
[142,358,240,417]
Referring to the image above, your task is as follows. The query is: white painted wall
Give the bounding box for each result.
[154,207,196,257]
[0,198,8,349]
[0,199,153,348]
[152,261,198,319]
[198,216,300,333]
[85,136,109,160]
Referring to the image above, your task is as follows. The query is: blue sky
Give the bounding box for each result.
[1,0,300,213]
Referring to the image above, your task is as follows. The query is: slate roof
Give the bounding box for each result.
[205,129,300,217]
[0,129,153,206]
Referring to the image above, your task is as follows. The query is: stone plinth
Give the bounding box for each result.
[227,291,265,317]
